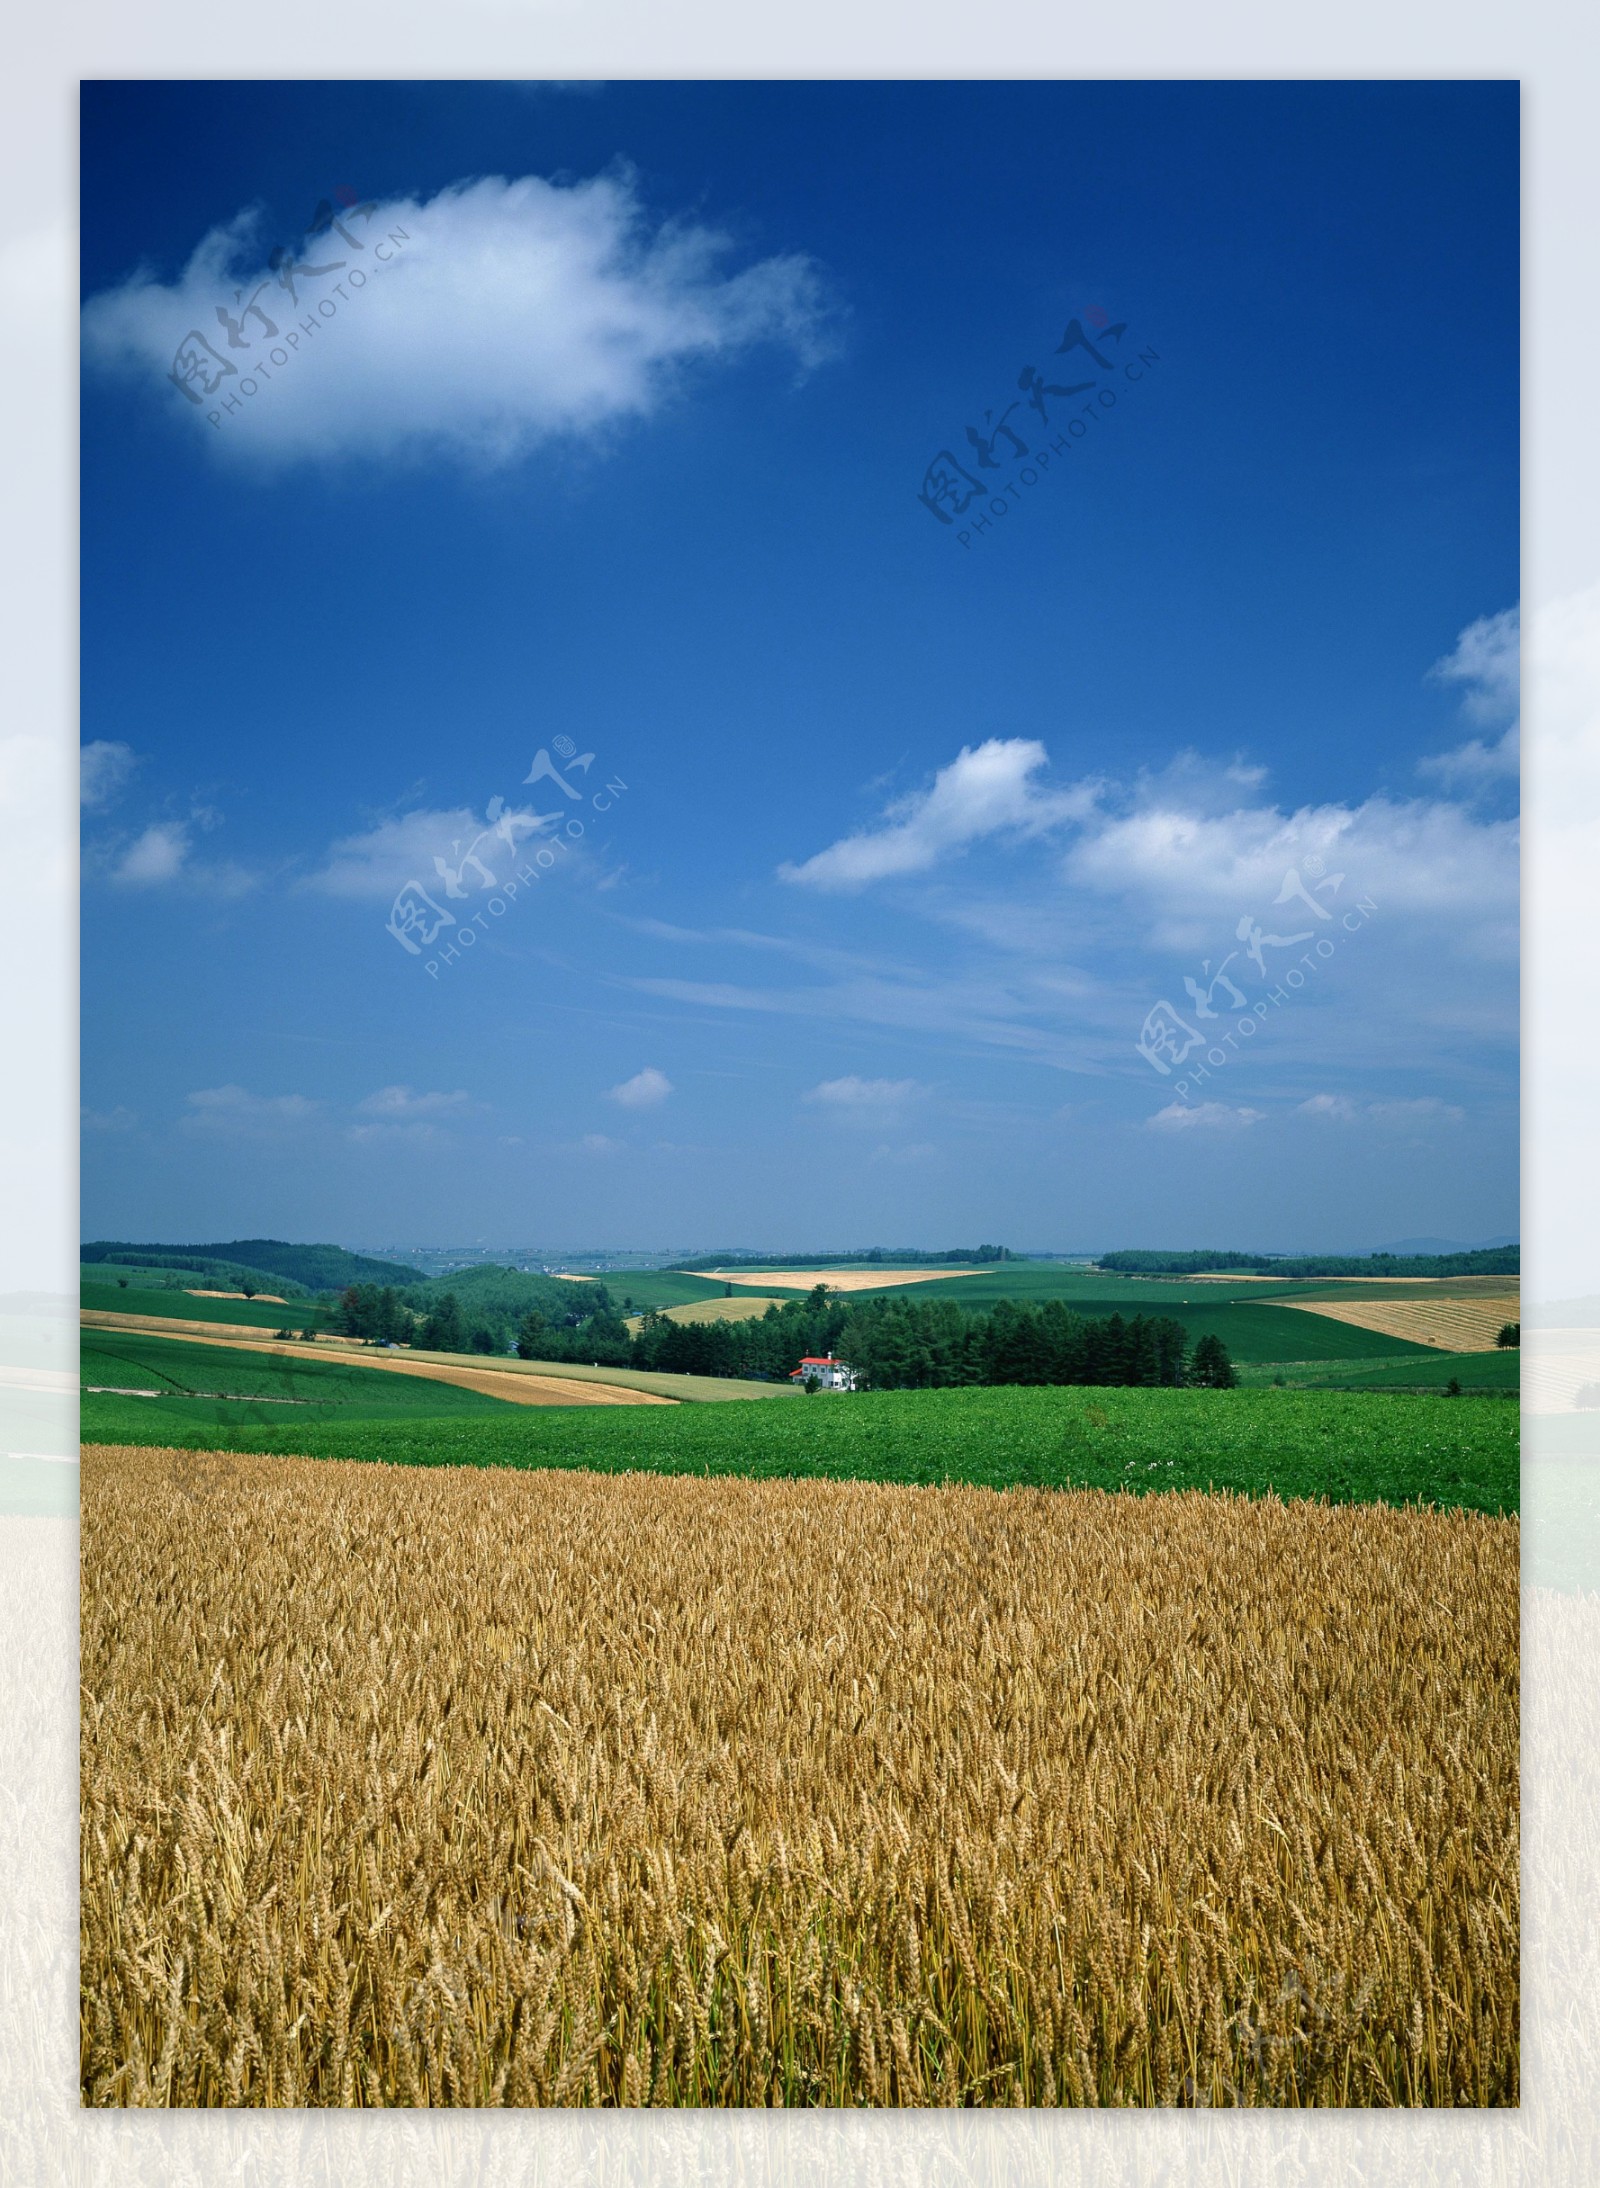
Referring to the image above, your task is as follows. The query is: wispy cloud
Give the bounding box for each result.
[803,1075,928,1123]
[306,805,553,900]
[779,738,1098,890]
[1147,1101,1265,1132]
[83,171,835,468]
[113,821,188,885]
[1297,1092,1465,1128]
[80,740,137,809]
[1420,606,1520,784]
[606,1066,672,1109]
[180,1085,318,1137]
[355,1085,471,1118]
[80,1104,137,1134]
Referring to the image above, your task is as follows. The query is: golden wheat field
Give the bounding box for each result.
[1271,1291,1519,1353]
[80,1444,1519,2109]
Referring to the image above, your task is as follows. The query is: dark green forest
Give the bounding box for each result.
[327,1279,1236,1391]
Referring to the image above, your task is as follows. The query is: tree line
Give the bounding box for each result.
[323,1280,1238,1391]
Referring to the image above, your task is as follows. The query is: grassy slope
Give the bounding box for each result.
[81,1330,519,1442]
[103,1383,1519,1515]
[82,1282,317,1329]
[609,1270,759,1311]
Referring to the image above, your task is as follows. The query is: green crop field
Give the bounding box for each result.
[98,1382,1518,1515]
[81,1282,319,1330]
[870,1264,1281,1306]
[1244,1349,1521,1392]
[80,1330,519,1442]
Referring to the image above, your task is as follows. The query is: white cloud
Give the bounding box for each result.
[113,822,188,885]
[1421,606,1521,784]
[80,740,137,808]
[181,1085,318,1136]
[1296,1093,1359,1122]
[356,1086,471,1118]
[1066,792,1516,939]
[581,1133,622,1154]
[780,739,1098,890]
[1148,1101,1265,1132]
[306,803,555,899]
[1430,607,1520,724]
[82,172,833,468]
[607,1067,672,1109]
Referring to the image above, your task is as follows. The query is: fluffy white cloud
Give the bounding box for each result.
[80,740,137,808]
[1065,792,1515,935]
[607,1067,672,1109]
[113,822,188,885]
[780,739,1098,890]
[581,1133,623,1153]
[82,173,832,467]
[1148,1101,1265,1132]
[306,804,555,899]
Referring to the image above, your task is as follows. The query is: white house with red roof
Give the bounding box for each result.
[789,1353,858,1390]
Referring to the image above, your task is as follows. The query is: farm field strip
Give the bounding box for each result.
[81,1318,796,1410]
[100,1383,1519,1515]
[644,1294,794,1324]
[1270,1296,1518,1353]
[81,1321,674,1407]
[81,1448,1519,2107]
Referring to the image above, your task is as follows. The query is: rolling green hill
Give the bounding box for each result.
[81,1283,323,1330]
[82,1238,418,1292]
[79,1256,311,1298]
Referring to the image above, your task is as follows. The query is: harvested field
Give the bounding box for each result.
[81,1447,1519,2107]
[1271,1293,1519,1353]
[648,1294,792,1324]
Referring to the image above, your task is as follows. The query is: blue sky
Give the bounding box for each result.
[79,79,1519,1254]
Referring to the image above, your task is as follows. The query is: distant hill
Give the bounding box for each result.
[1096,1246,1519,1280]
[400,1265,599,1321]
[81,1238,419,1294]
